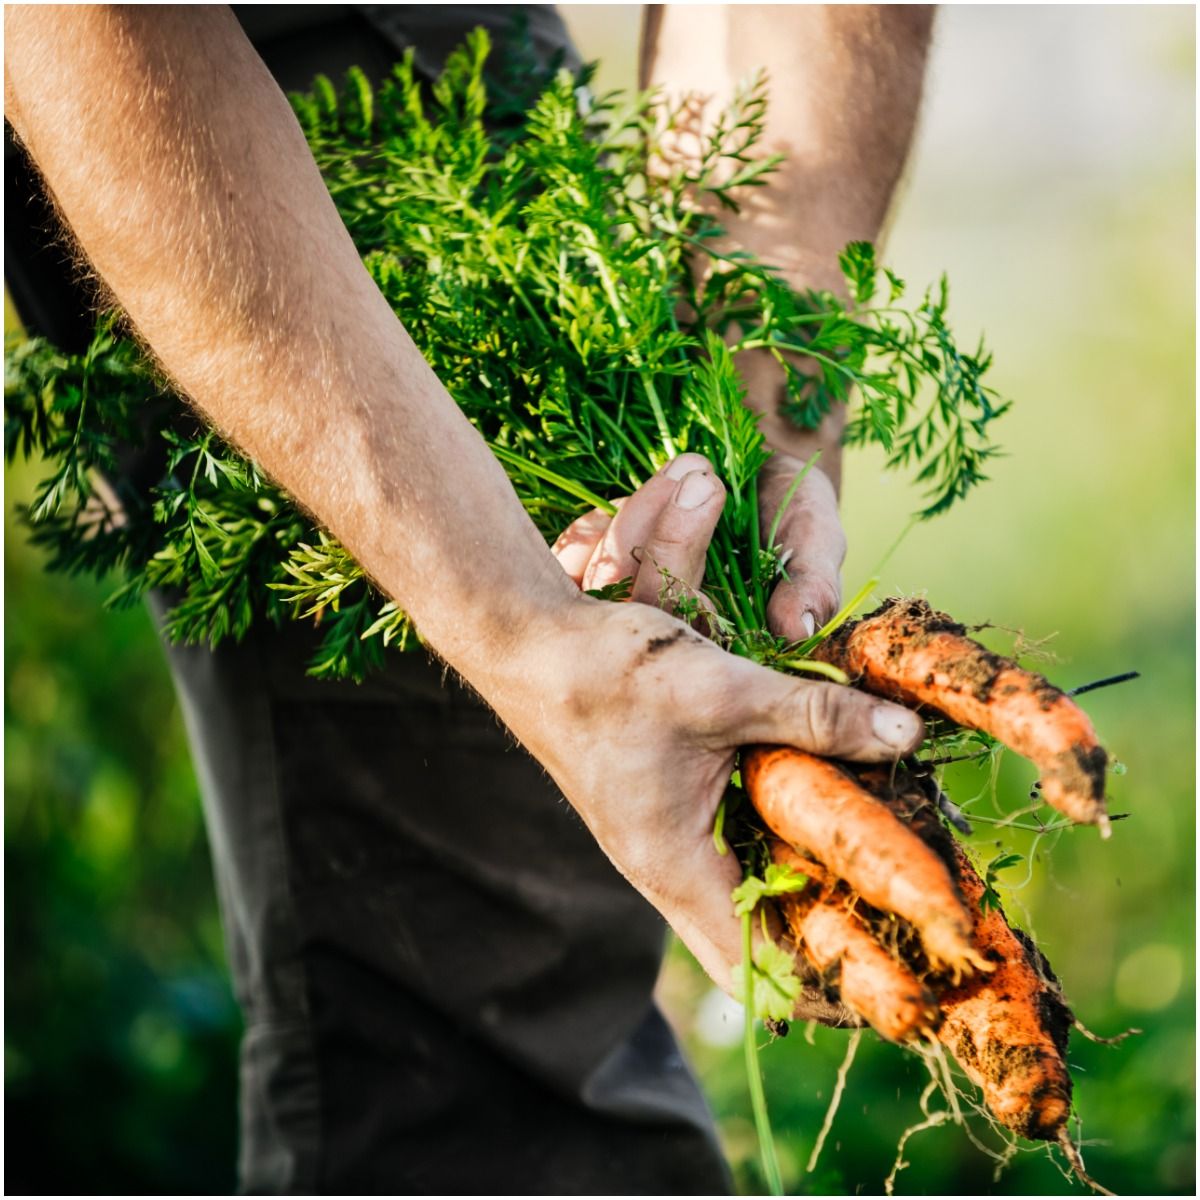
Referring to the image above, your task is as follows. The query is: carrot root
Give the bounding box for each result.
[771,841,941,1044]
[744,745,985,978]
[814,598,1111,829]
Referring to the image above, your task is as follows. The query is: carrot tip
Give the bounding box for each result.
[1097,812,1113,840]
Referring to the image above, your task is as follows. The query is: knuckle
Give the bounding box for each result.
[794,683,859,754]
[805,576,842,624]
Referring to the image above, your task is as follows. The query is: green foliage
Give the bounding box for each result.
[979,851,1025,914]
[733,937,806,1025]
[4,464,239,1192]
[6,11,1192,1193]
[4,28,1003,682]
[730,862,809,1022]
[731,861,809,918]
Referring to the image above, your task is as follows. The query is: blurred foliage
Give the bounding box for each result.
[5,447,240,1193]
[5,6,1195,1196]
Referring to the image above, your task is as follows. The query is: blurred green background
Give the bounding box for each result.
[5,5,1194,1195]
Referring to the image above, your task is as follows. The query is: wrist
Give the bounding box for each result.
[737,346,847,494]
[422,559,592,707]
[458,590,685,774]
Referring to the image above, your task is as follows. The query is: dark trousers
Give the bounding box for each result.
[6,6,730,1193]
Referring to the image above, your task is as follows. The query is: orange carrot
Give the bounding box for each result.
[935,838,1074,1140]
[770,840,940,1044]
[856,763,1076,1142]
[814,598,1110,833]
[743,746,989,978]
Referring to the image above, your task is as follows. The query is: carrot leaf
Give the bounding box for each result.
[5,27,1005,680]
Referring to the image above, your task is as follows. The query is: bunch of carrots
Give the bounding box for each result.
[737,596,1128,1194]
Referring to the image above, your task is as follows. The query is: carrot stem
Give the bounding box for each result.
[718,522,757,630]
[742,910,784,1196]
[748,483,766,625]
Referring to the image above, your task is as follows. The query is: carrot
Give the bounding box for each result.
[814,598,1110,833]
[743,746,990,978]
[935,838,1074,1140]
[770,840,941,1044]
[854,763,1076,1142]
[755,754,1083,1150]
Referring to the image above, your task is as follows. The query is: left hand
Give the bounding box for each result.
[551,452,726,620]
[551,450,846,643]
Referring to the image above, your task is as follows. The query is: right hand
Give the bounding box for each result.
[490,456,926,1021]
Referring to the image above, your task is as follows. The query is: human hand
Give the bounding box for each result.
[550,448,847,644]
[503,458,923,1023]
[551,452,725,621]
[496,581,923,1022]
[733,344,850,644]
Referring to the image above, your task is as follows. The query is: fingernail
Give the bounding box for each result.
[665,453,709,480]
[675,470,716,509]
[799,611,816,639]
[872,705,923,752]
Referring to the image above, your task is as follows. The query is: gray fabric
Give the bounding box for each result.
[151,593,730,1193]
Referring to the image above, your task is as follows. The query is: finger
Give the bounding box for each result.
[761,458,846,639]
[582,453,713,592]
[769,564,843,643]
[712,657,925,761]
[629,468,726,609]
[551,507,614,587]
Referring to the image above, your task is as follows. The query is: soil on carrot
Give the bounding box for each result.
[1043,744,1108,806]
[797,762,1079,1142]
[822,598,1064,709]
[814,596,1110,828]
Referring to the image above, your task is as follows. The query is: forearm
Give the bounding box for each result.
[642,4,934,479]
[4,5,577,684]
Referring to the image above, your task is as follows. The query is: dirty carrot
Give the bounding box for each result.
[770,841,940,1044]
[743,746,990,978]
[858,763,1076,1143]
[935,837,1075,1140]
[814,598,1110,833]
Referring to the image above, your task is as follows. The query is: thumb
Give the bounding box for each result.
[720,659,925,761]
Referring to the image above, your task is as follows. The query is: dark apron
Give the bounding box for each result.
[6,7,730,1192]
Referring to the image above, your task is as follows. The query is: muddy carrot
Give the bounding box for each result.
[935,838,1074,1139]
[858,763,1076,1141]
[770,840,940,1043]
[814,598,1110,833]
[743,746,989,978]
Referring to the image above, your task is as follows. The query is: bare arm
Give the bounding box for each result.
[4,4,574,682]
[5,5,924,998]
[642,5,934,631]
